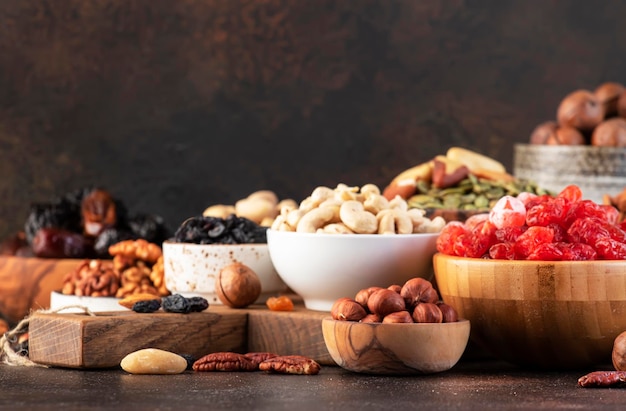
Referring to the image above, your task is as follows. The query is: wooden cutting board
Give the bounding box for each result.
[28,305,333,369]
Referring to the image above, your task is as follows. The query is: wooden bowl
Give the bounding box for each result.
[0,256,82,325]
[321,317,470,375]
[433,253,626,370]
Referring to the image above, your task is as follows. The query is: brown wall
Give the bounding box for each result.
[1,0,625,238]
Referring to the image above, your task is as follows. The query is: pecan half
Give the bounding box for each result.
[192,352,256,372]
[578,371,626,388]
[258,355,321,375]
[243,352,279,369]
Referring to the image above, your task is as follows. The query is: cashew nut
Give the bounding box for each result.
[418,215,446,233]
[334,184,359,201]
[296,207,337,233]
[376,209,413,235]
[360,184,381,196]
[407,208,428,233]
[311,186,335,202]
[318,223,354,234]
[388,194,409,212]
[286,208,307,229]
[363,193,390,215]
[271,215,295,231]
[277,199,298,214]
[247,190,279,206]
[339,200,378,234]
[235,197,278,224]
[202,204,236,219]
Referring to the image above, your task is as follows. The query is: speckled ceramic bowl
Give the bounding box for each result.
[162,241,288,305]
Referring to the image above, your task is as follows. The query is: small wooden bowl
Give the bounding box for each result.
[321,317,470,375]
[0,256,83,324]
[434,253,626,370]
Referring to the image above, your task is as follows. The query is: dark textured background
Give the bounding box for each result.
[1,0,625,239]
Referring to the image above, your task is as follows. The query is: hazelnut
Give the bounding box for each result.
[595,82,624,118]
[436,302,459,323]
[591,118,626,147]
[400,278,439,309]
[612,331,626,371]
[545,125,586,145]
[617,90,626,118]
[557,89,604,131]
[387,284,402,294]
[412,302,443,323]
[355,286,383,308]
[359,313,382,323]
[215,262,262,308]
[529,121,558,144]
[331,297,367,321]
[382,310,413,324]
[367,288,406,317]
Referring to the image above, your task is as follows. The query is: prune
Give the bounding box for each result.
[162,294,191,313]
[179,353,196,370]
[24,202,82,244]
[132,299,161,313]
[32,227,93,259]
[93,228,136,257]
[187,296,209,312]
[174,215,267,245]
[128,213,170,244]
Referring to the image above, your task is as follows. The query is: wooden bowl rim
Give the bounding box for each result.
[434,252,626,266]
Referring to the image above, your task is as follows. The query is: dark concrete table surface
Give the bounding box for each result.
[1,360,625,410]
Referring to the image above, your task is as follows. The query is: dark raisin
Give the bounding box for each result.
[32,227,93,259]
[24,202,82,244]
[187,296,209,312]
[162,294,191,313]
[93,228,136,257]
[128,213,170,244]
[132,299,162,313]
[179,353,196,370]
[173,216,266,244]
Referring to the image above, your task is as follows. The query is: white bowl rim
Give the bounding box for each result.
[267,229,440,239]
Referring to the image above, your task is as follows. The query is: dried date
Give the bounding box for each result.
[32,227,93,258]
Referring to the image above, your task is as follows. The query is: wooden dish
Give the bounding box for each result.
[321,317,470,375]
[433,253,626,370]
[0,256,83,325]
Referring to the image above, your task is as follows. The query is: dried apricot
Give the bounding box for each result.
[266,296,294,312]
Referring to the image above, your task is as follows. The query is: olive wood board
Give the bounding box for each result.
[28,305,333,369]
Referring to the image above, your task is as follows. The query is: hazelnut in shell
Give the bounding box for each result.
[591,118,626,147]
[400,278,439,309]
[545,125,585,146]
[412,302,443,323]
[354,286,383,308]
[382,311,413,324]
[557,89,604,132]
[612,330,626,371]
[367,288,405,317]
[331,297,367,321]
[595,82,624,118]
[215,262,262,308]
[529,121,558,144]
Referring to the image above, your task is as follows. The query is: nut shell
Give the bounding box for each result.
[529,121,558,144]
[612,331,626,371]
[545,126,585,146]
[595,82,624,118]
[437,302,459,323]
[355,286,383,307]
[400,278,439,309]
[382,310,413,324]
[215,262,262,308]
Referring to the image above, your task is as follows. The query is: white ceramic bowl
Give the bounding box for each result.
[162,241,288,305]
[266,230,439,311]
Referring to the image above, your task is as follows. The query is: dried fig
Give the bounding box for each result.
[215,262,262,308]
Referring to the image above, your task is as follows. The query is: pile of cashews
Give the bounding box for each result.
[270,183,446,234]
[203,190,298,227]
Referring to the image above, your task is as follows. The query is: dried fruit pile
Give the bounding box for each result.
[437,184,626,260]
[0,187,170,259]
[173,215,267,244]
[529,81,626,146]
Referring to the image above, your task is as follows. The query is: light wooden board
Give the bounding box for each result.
[28,305,335,368]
